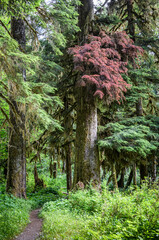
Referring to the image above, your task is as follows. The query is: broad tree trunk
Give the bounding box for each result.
[6,17,26,198]
[74,0,100,187]
[127,0,135,41]
[73,89,100,186]
[78,0,94,44]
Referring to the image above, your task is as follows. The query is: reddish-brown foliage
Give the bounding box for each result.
[68,31,143,103]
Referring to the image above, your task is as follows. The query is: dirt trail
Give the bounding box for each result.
[14,209,42,240]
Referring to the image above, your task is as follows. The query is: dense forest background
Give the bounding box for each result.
[0,0,159,239]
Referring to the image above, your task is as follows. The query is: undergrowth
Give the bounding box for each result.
[0,173,66,240]
[0,193,32,240]
[40,183,159,240]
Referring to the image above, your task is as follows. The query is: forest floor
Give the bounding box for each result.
[14,209,42,240]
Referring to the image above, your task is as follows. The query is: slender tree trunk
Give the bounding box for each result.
[151,157,157,182]
[112,161,118,190]
[140,162,148,183]
[118,168,125,188]
[136,98,144,116]
[65,144,72,192]
[53,162,57,179]
[64,96,72,191]
[6,18,26,198]
[61,149,66,173]
[57,146,61,172]
[49,158,53,177]
[125,168,133,189]
[74,89,100,186]
[133,163,137,185]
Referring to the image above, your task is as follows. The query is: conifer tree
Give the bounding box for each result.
[70,0,143,187]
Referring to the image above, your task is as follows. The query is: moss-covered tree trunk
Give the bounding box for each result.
[73,0,100,187]
[112,161,118,190]
[74,89,100,186]
[125,168,133,189]
[118,168,125,188]
[151,157,157,182]
[6,18,26,198]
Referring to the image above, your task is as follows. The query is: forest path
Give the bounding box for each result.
[14,209,43,240]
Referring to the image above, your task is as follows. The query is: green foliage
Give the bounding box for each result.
[0,193,32,240]
[98,115,159,160]
[40,184,159,240]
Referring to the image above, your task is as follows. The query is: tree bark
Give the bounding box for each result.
[65,144,72,192]
[151,157,157,182]
[53,162,57,179]
[127,0,135,41]
[133,162,137,185]
[112,161,118,190]
[6,17,26,198]
[136,98,144,116]
[118,167,125,188]
[125,168,133,189]
[73,88,100,186]
[73,0,100,187]
[78,0,94,44]
[140,163,148,183]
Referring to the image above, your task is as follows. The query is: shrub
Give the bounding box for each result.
[40,184,159,240]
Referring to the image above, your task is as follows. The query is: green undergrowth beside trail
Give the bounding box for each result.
[0,193,32,240]
[0,174,65,240]
[40,183,159,240]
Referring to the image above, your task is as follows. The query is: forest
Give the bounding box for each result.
[0,0,159,239]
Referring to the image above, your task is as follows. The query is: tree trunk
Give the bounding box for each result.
[151,157,157,182]
[136,98,144,116]
[63,96,72,191]
[34,164,44,190]
[118,168,125,188]
[65,144,72,192]
[125,168,133,189]
[78,0,94,44]
[73,89,100,186]
[133,163,137,185]
[6,17,26,198]
[140,163,148,183]
[74,0,100,187]
[53,162,57,179]
[57,146,61,172]
[49,158,53,177]
[62,148,66,173]
[127,0,135,41]
[112,161,118,190]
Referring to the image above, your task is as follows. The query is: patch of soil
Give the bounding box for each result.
[14,209,42,240]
